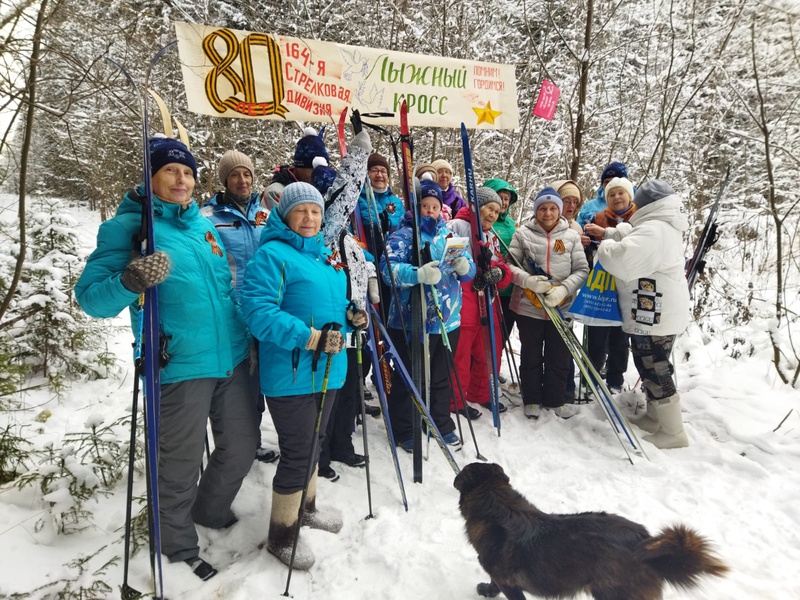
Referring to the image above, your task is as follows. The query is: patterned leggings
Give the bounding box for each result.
[629,334,676,400]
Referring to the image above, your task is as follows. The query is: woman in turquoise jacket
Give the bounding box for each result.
[241,181,356,571]
[74,138,257,582]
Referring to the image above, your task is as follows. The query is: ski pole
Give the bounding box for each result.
[354,321,375,519]
[284,322,342,596]
[121,359,142,600]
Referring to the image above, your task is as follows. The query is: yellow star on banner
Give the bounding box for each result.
[473,101,502,125]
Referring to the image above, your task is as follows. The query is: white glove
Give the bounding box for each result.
[523,275,551,293]
[452,256,470,276]
[543,285,569,307]
[368,277,380,304]
[417,261,442,285]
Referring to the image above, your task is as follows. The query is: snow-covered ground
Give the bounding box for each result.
[1,203,799,599]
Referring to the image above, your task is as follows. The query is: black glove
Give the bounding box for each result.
[472,266,503,291]
[120,251,170,294]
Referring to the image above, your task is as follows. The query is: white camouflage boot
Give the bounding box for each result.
[263,490,315,570]
[642,394,689,449]
[631,401,660,434]
[302,468,343,533]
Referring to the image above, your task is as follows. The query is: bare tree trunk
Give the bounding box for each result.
[569,0,593,180]
[0,0,49,324]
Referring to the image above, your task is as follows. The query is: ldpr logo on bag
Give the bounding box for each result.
[568,262,623,326]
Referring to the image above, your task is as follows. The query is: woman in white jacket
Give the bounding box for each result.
[597,179,690,449]
[507,187,589,420]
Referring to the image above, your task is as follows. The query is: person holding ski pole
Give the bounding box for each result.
[507,187,589,420]
[201,149,280,465]
[241,181,360,570]
[379,179,476,451]
[75,137,258,581]
[447,186,512,419]
[596,179,691,449]
[583,176,637,396]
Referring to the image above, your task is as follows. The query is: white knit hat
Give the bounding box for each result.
[605,177,634,202]
[431,159,454,174]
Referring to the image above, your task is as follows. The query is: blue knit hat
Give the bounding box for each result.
[277,182,325,219]
[533,186,563,214]
[419,179,443,206]
[293,127,330,169]
[600,161,628,183]
[150,137,197,179]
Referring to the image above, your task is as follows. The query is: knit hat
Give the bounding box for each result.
[150,136,197,180]
[293,127,329,169]
[276,181,325,219]
[482,178,518,206]
[431,159,454,174]
[604,177,634,202]
[633,179,675,210]
[415,163,438,182]
[419,179,443,206]
[476,186,501,208]
[533,186,563,214]
[551,180,583,203]
[600,161,628,183]
[218,149,254,187]
[367,153,391,173]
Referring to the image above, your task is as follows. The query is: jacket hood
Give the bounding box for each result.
[259,208,327,255]
[454,205,472,222]
[629,194,688,233]
[482,178,518,207]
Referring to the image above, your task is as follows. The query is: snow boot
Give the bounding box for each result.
[264,490,315,570]
[631,400,660,434]
[302,469,343,533]
[643,394,689,449]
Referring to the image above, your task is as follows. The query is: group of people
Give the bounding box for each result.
[74,128,692,582]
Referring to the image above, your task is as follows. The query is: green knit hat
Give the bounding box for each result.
[482,178,518,207]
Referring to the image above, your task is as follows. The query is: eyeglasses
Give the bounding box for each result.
[369,168,388,176]
[562,198,579,205]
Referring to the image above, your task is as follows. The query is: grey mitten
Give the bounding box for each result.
[368,277,381,304]
[523,274,551,294]
[120,251,170,294]
[452,256,470,276]
[349,130,372,154]
[417,260,442,285]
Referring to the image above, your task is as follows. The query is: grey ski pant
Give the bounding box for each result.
[266,389,339,494]
[158,359,258,562]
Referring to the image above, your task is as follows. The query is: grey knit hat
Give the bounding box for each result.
[633,179,675,209]
[218,150,254,187]
[476,186,501,208]
[276,182,325,219]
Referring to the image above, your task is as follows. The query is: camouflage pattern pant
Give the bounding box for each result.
[629,334,676,400]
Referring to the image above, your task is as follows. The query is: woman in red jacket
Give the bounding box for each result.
[447,187,512,419]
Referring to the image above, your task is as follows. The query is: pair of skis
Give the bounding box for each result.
[685,167,729,292]
[109,42,177,600]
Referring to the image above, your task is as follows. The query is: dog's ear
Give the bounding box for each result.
[487,463,510,485]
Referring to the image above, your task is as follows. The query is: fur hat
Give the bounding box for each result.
[431,159,454,174]
[293,127,329,169]
[600,162,628,184]
[476,186,501,208]
[605,177,634,202]
[415,163,438,182]
[276,181,325,219]
[551,179,583,203]
[633,179,675,210]
[367,153,391,174]
[533,186,563,214]
[218,150,254,187]
[150,136,197,180]
[419,180,443,206]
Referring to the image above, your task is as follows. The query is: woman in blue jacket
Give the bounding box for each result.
[242,182,359,571]
[74,138,257,582]
[379,180,475,451]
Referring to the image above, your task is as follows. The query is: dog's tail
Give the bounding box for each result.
[637,524,729,589]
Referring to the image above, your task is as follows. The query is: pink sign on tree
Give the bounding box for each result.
[532,79,560,120]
